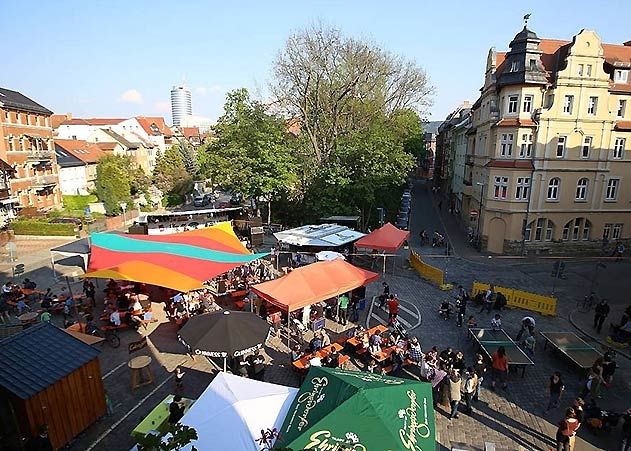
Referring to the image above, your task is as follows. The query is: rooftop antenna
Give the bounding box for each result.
[523,13,531,28]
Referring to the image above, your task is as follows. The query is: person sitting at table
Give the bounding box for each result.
[368,331,383,355]
[407,337,423,363]
[425,346,439,366]
[125,307,142,329]
[389,329,403,346]
[131,298,143,313]
[322,350,340,368]
[439,347,456,370]
[16,298,30,315]
[308,355,322,368]
[291,344,304,362]
[109,309,121,327]
[117,293,130,310]
[59,286,71,301]
[63,297,73,319]
[22,278,37,290]
[168,395,185,425]
[390,347,406,375]
[366,359,385,374]
[320,329,331,347]
[247,349,266,381]
[40,310,52,323]
[309,333,323,353]
[232,355,250,377]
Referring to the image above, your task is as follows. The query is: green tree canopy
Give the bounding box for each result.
[95,154,147,215]
[153,144,193,195]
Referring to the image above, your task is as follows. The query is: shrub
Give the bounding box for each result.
[11,219,76,236]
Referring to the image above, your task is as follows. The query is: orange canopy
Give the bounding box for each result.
[251,260,380,312]
[354,222,410,253]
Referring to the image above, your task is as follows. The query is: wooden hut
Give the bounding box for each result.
[0,323,106,450]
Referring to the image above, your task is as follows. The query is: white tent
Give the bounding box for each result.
[181,372,298,451]
[274,223,364,248]
[315,250,345,261]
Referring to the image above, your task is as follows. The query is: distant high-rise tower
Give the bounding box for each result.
[170,85,192,127]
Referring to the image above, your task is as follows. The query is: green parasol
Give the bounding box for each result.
[277,366,435,451]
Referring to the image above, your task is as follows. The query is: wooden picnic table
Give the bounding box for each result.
[292,343,348,371]
[346,324,388,349]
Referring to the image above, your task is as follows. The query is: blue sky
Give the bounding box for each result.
[3,0,631,123]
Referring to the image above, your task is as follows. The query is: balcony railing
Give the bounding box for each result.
[26,150,53,162]
[32,175,58,188]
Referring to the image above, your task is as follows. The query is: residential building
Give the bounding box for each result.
[93,129,152,174]
[420,121,442,179]
[0,87,62,215]
[171,85,192,127]
[467,26,631,255]
[448,112,472,215]
[180,127,203,147]
[54,140,105,195]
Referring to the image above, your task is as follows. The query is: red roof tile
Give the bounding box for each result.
[495,118,536,127]
[61,118,125,126]
[54,139,106,163]
[95,142,118,151]
[615,121,631,131]
[136,116,173,136]
[485,159,534,170]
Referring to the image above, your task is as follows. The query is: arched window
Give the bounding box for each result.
[547,178,560,200]
[526,218,555,242]
[563,218,591,241]
[576,178,589,201]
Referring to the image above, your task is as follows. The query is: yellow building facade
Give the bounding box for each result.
[467,27,631,254]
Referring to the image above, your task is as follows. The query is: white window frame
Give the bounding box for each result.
[572,218,582,241]
[515,177,530,200]
[545,222,554,241]
[582,221,591,241]
[500,133,513,157]
[520,133,533,158]
[507,95,519,114]
[586,65,592,77]
[577,64,584,77]
[575,178,588,201]
[613,224,623,239]
[510,61,519,72]
[619,100,627,119]
[523,95,533,113]
[587,96,598,115]
[581,136,592,159]
[603,223,612,239]
[556,136,567,158]
[614,69,629,83]
[493,176,509,199]
[605,178,619,201]
[563,95,574,114]
[535,218,545,241]
[547,178,560,200]
[613,137,625,159]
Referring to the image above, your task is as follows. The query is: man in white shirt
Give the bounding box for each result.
[110,310,121,326]
[516,316,536,341]
[491,314,502,331]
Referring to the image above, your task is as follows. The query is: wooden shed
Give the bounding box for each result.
[0,323,106,450]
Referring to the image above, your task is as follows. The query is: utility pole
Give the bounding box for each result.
[475,182,484,250]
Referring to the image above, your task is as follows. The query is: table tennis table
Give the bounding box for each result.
[468,328,534,377]
[539,331,602,371]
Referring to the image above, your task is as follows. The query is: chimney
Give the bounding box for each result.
[624,40,631,47]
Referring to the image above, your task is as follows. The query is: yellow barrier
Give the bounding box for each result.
[471,281,557,316]
[409,250,445,286]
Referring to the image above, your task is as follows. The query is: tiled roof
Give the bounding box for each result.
[485,159,534,170]
[615,121,631,131]
[100,129,139,149]
[0,323,100,399]
[61,118,125,126]
[136,116,173,136]
[54,139,106,164]
[0,87,53,115]
[181,127,201,138]
[495,118,536,127]
[96,142,118,151]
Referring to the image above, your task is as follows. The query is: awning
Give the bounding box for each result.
[50,238,91,277]
[354,222,410,253]
[274,223,365,248]
[251,259,379,312]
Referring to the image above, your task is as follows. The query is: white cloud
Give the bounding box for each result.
[119,89,143,104]
[154,101,170,113]
[196,85,223,96]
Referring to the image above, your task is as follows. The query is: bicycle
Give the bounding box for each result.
[578,293,596,313]
[87,322,121,348]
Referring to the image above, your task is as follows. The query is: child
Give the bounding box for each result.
[490,314,502,331]
[522,333,536,357]
[175,366,185,391]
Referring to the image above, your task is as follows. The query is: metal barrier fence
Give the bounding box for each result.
[409,250,445,286]
[471,281,557,316]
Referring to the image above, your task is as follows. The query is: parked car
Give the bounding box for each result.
[396,219,409,230]
[203,193,215,206]
[193,196,206,207]
[50,217,83,230]
[229,193,243,206]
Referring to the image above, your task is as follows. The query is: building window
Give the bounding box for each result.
[581,136,592,159]
[605,179,619,201]
[545,221,555,241]
[556,136,567,158]
[583,221,591,241]
[562,218,590,241]
[613,138,625,159]
[619,100,627,118]
[614,69,629,83]
[586,65,592,77]
[500,133,513,157]
[510,61,519,72]
[572,218,583,241]
[7,136,14,152]
[613,224,623,239]
[524,222,532,241]
[515,177,530,200]
[493,176,509,199]
[563,95,574,114]
[603,223,611,239]
[523,95,533,113]
[535,218,546,241]
[587,96,598,115]
[577,64,584,76]
[507,95,519,114]
[547,178,560,200]
[575,178,589,201]
[520,133,533,158]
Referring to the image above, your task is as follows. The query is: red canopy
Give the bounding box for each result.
[251,260,379,312]
[354,222,410,253]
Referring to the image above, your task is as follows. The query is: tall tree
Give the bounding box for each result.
[153,144,193,194]
[95,155,134,215]
[271,23,434,166]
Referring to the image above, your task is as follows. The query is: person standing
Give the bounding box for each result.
[515,316,536,342]
[480,285,495,314]
[175,366,185,391]
[462,367,477,415]
[555,408,579,451]
[545,371,565,412]
[448,369,462,420]
[168,395,185,425]
[473,354,486,402]
[491,346,509,390]
[593,299,610,334]
[338,293,349,326]
[490,314,502,331]
[621,409,631,451]
[615,241,625,261]
[456,296,466,327]
[379,282,390,309]
[387,294,400,324]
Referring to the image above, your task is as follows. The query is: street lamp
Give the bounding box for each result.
[475,182,485,250]
[119,201,128,228]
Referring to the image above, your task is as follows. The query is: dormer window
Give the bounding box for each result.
[614,69,629,83]
[577,64,584,76]
[529,59,537,71]
[510,61,519,72]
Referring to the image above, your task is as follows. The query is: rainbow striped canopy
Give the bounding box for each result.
[83,222,268,292]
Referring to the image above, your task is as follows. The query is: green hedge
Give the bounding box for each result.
[11,220,76,236]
